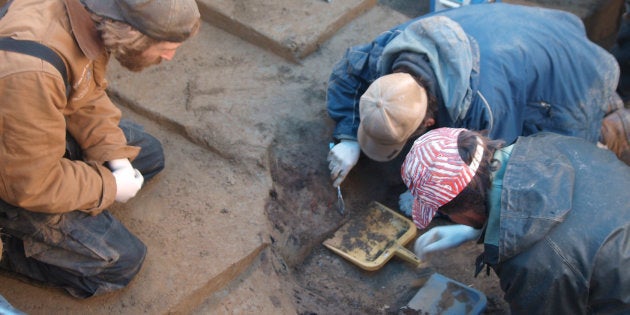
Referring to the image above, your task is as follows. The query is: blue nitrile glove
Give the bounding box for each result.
[399,190,413,217]
[0,294,26,315]
[414,224,482,259]
[327,140,360,187]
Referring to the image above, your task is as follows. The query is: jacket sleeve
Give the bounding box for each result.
[588,225,630,311]
[0,70,116,214]
[495,241,589,314]
[326,26,406,141]
[65,58,140,164]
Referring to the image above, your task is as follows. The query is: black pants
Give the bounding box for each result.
[0,120,164,298]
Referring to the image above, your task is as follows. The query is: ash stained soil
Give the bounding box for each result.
[266,119,510,313]
[260,2,512,313]
[0,0,613,313]
[261,54,510,313]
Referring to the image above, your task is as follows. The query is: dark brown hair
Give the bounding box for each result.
[439,130,504,217]
[90,14,159,56]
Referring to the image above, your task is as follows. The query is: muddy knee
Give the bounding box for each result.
[76,236,147,298]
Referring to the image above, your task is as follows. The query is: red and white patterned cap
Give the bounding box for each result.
[401,128,484,229]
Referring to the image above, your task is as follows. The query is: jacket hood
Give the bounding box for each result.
[378,15,478,124]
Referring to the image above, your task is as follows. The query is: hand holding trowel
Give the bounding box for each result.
[327,141,360,216]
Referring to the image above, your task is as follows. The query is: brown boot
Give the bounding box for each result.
[601,108,630,165]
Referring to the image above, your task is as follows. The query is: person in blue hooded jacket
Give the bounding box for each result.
[401,127,630,314]
[326,3,629,200]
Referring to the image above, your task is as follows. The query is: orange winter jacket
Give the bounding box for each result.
[0,0,140,214]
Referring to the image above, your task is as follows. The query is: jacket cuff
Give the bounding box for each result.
[83,162,117,215]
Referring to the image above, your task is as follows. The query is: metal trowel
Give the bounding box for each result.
[329,142,346,216]
[336,185,345,215]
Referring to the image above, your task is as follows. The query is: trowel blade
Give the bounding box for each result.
[337,186,345,215]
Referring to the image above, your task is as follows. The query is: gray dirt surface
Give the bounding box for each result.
[1,0,615,313]
[261,2,511,313]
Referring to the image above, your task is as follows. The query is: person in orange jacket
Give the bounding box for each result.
[0,0,199,298]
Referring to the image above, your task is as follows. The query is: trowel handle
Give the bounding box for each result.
[394,244,428,269]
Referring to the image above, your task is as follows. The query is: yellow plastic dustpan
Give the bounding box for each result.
[323,201,424,271]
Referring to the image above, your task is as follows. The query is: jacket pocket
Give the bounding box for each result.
[522,100,582,138]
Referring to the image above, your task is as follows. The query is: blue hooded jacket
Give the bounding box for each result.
[327,3,622,145]
[483,132,630,313]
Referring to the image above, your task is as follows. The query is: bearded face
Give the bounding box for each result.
[95,16,185,72]
[110,40,182,72]
[113,49,163,72]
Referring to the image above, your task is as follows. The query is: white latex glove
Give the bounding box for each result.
[399,190,414,217]
[108,158,133,172]
[109,159,144,203]
[327,140,360,187]
[414,224,482,259]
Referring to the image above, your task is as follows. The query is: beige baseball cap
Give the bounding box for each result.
[358,73,428,162]
[81,0,200,42]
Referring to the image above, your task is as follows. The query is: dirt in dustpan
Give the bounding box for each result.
[323,201,427,271]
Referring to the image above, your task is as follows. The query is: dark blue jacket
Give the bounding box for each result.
[484,132,630,313]
[327,3,621,145]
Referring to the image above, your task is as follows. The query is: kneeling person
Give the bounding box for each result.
[0,0,200,298]
[402,128,630,313]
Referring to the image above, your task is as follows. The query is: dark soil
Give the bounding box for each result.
[264,95,510,314]
[253,0,616,313]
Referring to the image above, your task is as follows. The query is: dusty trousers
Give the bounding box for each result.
[0,119,165,298]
